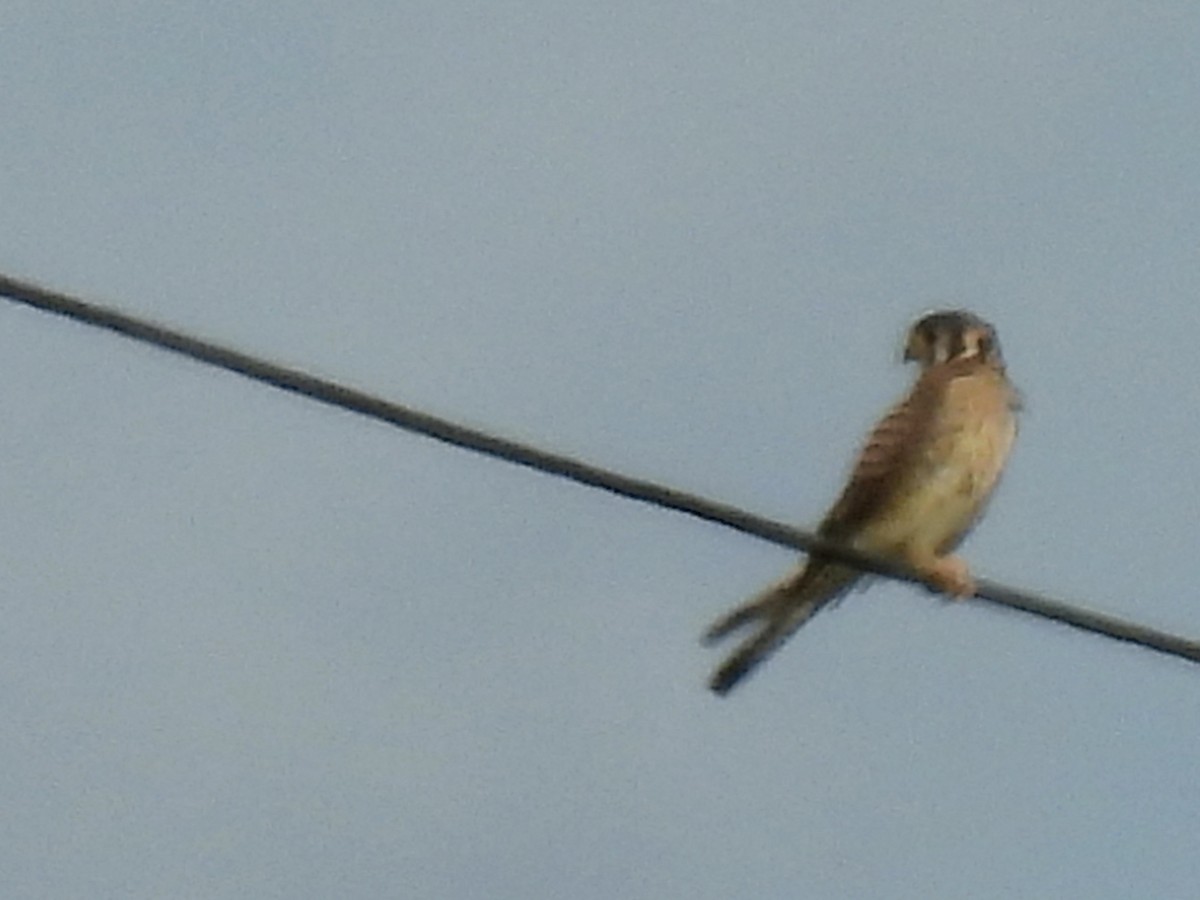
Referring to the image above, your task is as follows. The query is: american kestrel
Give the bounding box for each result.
[704,310,1019,695]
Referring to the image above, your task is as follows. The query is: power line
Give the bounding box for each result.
[1,271,1197,668]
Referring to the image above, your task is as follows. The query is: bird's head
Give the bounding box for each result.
[903,310,1003,369]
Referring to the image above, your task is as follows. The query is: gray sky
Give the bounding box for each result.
[2,3,1200,898]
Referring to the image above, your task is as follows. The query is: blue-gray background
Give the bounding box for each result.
[2,4,1199,898]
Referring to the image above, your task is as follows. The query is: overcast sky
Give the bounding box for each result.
[3,3,1200,898]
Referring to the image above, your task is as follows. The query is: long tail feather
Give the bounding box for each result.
[701,575,795,645]
[705,562,861,695]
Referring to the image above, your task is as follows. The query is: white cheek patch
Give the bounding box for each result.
[960,334,979,360]
[933,333,953,364]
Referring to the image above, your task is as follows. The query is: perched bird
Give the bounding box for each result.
[704,310,1020,695]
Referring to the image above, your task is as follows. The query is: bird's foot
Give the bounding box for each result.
[919,555,976,599]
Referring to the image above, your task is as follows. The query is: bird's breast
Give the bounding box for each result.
[855,372,1017,556]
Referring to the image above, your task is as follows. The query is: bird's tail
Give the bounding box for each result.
[703,562,861,695]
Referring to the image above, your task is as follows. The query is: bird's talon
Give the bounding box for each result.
[922,555,976,599]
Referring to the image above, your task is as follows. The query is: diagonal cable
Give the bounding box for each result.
[1,271,1197,666]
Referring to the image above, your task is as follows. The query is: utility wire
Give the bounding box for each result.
[1,271,1198,667]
